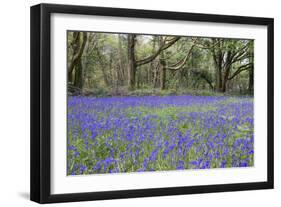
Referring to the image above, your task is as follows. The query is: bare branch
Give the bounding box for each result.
[164,44,196,70]
[228,63,253,80]
[136,37,180,66]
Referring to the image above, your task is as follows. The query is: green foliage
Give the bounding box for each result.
[90,87,110,97]
[67,31,254,97]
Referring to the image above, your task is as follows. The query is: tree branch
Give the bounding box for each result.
[164,44,196,70]
[136,37,180,66]
[191,69,213,90]
[228,63,253,80]
[230,43,251,64]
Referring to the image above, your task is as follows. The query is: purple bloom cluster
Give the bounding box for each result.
[67,95,254,175]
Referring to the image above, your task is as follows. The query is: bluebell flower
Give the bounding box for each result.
[79,165,87,174]
[176,160,185,170]
[68,145,76,151]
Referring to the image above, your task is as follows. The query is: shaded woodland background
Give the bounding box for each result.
[67,31,254,96]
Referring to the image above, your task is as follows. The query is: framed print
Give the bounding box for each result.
[30,3,274,203]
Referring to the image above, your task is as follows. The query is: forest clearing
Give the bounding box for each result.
[67,31,254,175]
[67,95,253,174]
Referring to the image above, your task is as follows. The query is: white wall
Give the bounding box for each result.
[0,0,279,206]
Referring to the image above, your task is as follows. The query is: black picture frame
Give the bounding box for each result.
[30,3,274,204]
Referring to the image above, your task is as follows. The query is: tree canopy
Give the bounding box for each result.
[67,31,254,96]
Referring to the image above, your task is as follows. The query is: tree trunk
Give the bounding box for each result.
[159,36,167,90]
[68,32,80,83]
[118,34,125,85]
[212,39,224,92]
[184,69,189,88]
[96,48,110,87]
[159,52,166,90]
[221,65,231,93]
[127,34,136,90]
[215,64,223,92]
[69,32,87,90]
[248,67,254,94]
[74,61,83,89]
[221,77,227,92]
[148,37,156,85]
